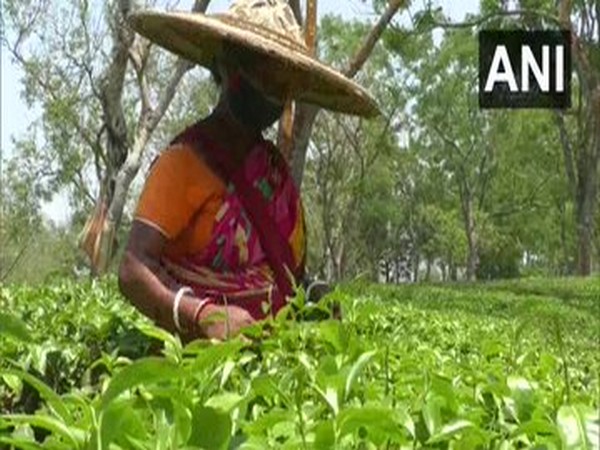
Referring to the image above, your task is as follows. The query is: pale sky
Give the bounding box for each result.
[0,0,479,224]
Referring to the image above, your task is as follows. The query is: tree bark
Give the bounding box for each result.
[291,105,320,188]
[450,264,458,282]
[555,106,599,275]
[558,197,570,274]
[575,133,599,275]
[461,195,479,281]
[336,241,345,280]
[555,0,600,276]
[412,251,420,283]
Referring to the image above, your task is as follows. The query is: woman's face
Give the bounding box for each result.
[225,72,284,132]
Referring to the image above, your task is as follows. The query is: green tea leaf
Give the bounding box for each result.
[312,384,339,416]
[0,369,71,423]
[243,408,293,436]
[430,373,458,413]
[251,375,283,402]
[507,376,536,422]
[271,420,296,441]
[0,437,44,450]
[99,398,147,449]
[100,357,184,409]
[205,392,244,414]
[219,360,236,388]
[172,398,193,446]
[338,406,403,442]
[62,393,95,430]
[422,395,443,437]
[314,420,336,449]
[236,436,271,450]
[345,350,377,400]
[557,404,600,450]
[1,374,22,396]
[397,408,416,438]
[316,320,346,353]
[154,408,175,450]
[2,414,85,448]
[136,323,178,347]
[427,419,474,444]
[0,312,31,342]
[514,419,559,438]
[187,340,245,374]
[189,405,231,450]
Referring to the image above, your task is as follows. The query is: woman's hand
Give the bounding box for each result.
[196,303,255,341]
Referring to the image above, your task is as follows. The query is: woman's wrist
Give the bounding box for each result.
[170,288,219,336]
[172,287,194,332]
[175,293,205,332]
[195,301,225,338]
[194,301,218,326]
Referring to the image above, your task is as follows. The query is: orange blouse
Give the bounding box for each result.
[134,143,305,266]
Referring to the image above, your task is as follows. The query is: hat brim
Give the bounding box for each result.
[129,11,380,117]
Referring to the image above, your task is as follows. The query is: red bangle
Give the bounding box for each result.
[193,297,215,326]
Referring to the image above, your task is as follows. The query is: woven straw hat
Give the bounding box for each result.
[129,0,379,117]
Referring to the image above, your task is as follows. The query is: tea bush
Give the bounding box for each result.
[0,277,598,449]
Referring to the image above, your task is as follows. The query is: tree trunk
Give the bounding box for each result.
[335,241,345,281]
[575,142,599,275]
[450,264,458,281]
[462,196,479,281]
[558,197,570,274]
[555,110,599,276]
[555,0,600,276]
[412,251,420,283]
[291,105,320,188]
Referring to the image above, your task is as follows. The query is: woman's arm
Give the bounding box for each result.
[118,221,203,334]
[118,221,255,339]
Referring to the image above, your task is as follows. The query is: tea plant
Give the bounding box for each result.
[0,278,598,449]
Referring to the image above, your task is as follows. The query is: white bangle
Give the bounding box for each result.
[173,286,194,332]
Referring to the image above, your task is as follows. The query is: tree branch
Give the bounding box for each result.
[147,59,193,132]
[142,0,211,133]
[489,175,552,220]
[430,122,467,161]
[1,243,30,282]
[424,9,561,30]
[73,170,97,205]
[7,46,102,159]
[129,38,153,118]
[345,0,407,78]
[476,141,495,210]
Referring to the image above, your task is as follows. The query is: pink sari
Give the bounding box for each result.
[162,124,305,320]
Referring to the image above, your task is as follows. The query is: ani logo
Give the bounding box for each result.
[479,30,571,109]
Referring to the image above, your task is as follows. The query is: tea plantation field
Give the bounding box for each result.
[0,278,598,449]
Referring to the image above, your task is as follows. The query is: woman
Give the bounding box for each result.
[118,0,378,341]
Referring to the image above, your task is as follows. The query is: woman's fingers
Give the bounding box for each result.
[197,305,256,341]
